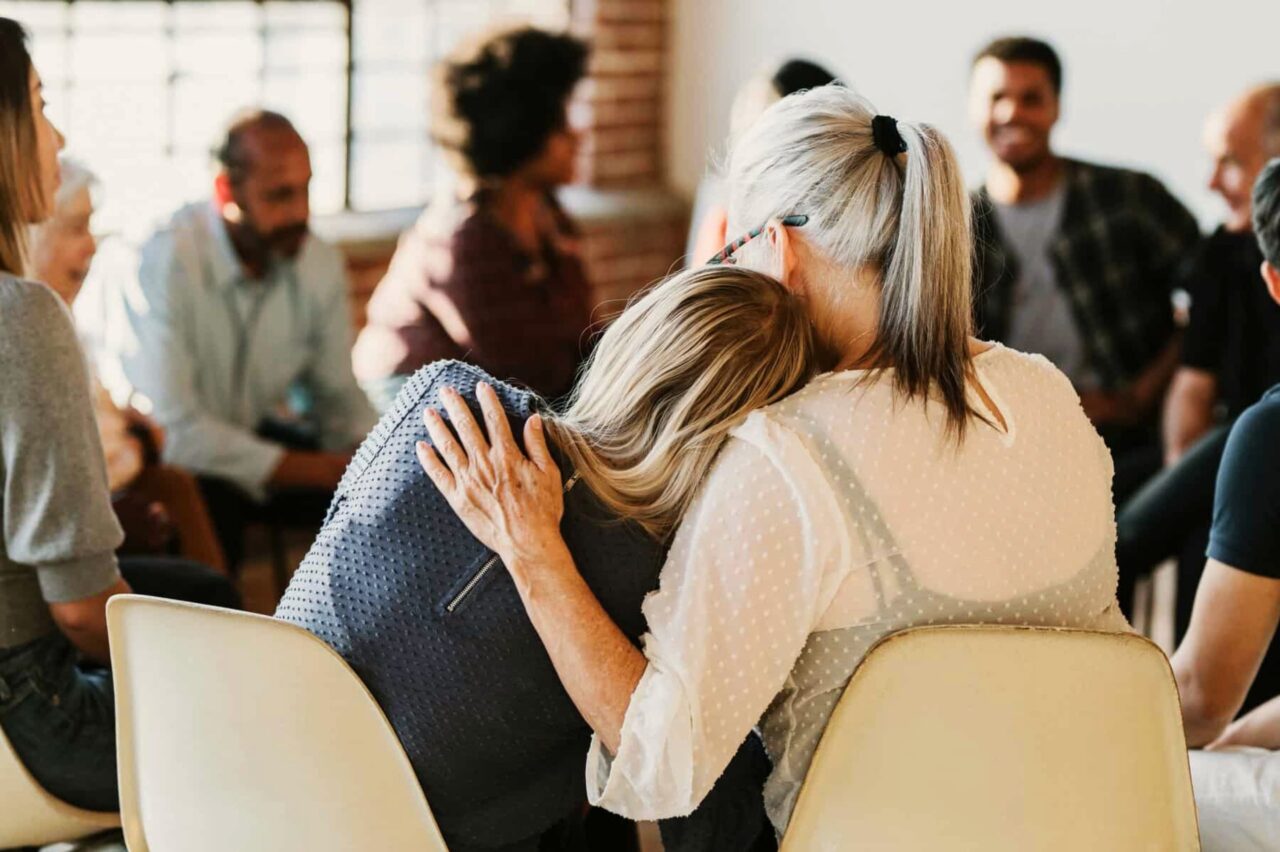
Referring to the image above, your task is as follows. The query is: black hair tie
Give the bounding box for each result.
[872,114,907,156]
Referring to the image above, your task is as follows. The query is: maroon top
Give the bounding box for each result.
[353,195,594,400]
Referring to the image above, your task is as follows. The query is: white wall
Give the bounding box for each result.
[668,0,1280,226]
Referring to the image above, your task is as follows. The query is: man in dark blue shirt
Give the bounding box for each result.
[1173,156,1280,750]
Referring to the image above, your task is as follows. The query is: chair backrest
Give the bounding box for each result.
[779,625,1200,852]
[0,720,120,848]
[107,595,449,852]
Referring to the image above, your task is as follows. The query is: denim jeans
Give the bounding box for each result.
[0,633,117,812]
[0,557,238,813]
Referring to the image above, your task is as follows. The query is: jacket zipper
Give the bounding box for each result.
[444,472,581,614]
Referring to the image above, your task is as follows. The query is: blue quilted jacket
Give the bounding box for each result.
[277,361,770,852]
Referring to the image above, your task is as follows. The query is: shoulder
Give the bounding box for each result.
[145,201,208,249]
[0,276,86,393]
[1068,159,1190,212]
[1066,158,1154,189]
[139,203,207,282]
[450,206,508,252]
[405,202,510,265]
[984,341,1064,376]
[400,360,539,417]
[0,275,75,343]
[978,343,1081,404]
[1231,386,1280,445]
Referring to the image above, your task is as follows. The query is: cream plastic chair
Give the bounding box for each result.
[0,724,120,848]
[780,625,1200,851]
[106,595,449,852]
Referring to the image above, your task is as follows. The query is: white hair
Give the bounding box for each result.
[726,85,977,437]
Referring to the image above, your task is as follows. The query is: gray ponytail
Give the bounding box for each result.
[727,86,977,438]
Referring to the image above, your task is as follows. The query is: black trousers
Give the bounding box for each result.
[0,558,237,813]
[196,477,333,575]
[1115,423,1280,713]
[120,556,242,609]
[1115,423,1231,628]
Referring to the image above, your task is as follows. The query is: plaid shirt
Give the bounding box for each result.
[973,159,1200,389]
[353,192,593,401]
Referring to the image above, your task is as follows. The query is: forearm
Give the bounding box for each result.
[1163,370,1218,463]
[1174,648,1244,748]
[1164,403,1214,463]
[1210,695,1280,750]
[1132,335,1182,416]
[506,537,646,753]
[268,449,349,491]
[49,577,132,666]
[163,415,285,494]
[1177,677,1235,748]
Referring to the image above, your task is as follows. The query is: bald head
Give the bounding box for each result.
[1206,83,1280,232]
[213,109,312,263]
[216,109,306,186]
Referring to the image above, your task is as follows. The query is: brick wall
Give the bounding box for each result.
[571,0,667,188]
[569,0,686,307]
[337,0,687,324]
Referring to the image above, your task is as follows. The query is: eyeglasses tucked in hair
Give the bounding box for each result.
[706,214,808,265]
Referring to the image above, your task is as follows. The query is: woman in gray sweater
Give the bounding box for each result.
[0,18,233,812]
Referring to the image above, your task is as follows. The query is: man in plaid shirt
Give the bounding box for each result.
[969,36,1200,503]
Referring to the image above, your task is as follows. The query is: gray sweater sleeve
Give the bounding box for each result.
[1,277,123,602]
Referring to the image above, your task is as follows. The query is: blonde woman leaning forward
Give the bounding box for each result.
[278,263,816,851]
[417,85,1130,837]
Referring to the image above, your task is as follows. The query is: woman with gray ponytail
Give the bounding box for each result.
[419,85,1128,837]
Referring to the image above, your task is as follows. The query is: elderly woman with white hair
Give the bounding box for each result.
[32,157,225,573]
[420,84,1130,838]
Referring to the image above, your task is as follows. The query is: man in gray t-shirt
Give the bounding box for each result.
[968,37,1198,442]
[991,184,1099,391]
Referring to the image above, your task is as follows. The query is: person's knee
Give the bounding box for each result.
[119,557,242,610]
[184,565,242,609]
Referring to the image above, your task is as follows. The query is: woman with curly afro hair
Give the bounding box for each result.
[354,26,594,411]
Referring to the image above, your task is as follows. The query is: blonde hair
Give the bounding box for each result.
[0,18,40,276]
[727,86,977,438]
[545,265,817,540]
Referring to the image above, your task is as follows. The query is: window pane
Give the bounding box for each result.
[71,1,165,31]
[17,0,573,224]
[263,71,347,143]
[67,84,168,151]
[266,1,347,32]
[309,142,347,215]
[25,31,70,89]
[350,137,427,210]
[353,1,432,66]
[5,1,68,30]
[71,31,168,82]
[174,32,265,77]
[433,0,504,52]
[265,28,348,71]
[353,69,427,135]
[495,0,569,29]
[173,77,264,153]
[172,1,261,31]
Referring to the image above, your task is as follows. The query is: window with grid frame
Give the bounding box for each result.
[6,0,569,240]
